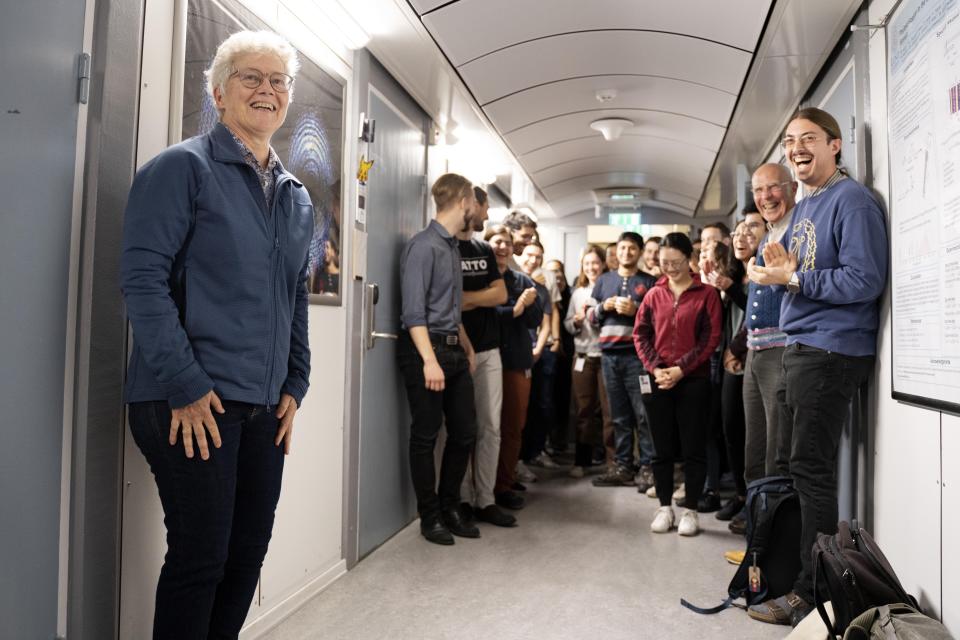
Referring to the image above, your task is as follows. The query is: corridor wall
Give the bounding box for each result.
[866,0,958,632]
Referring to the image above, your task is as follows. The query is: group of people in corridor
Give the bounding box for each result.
[400,109,887,630]
[116,28,888,638]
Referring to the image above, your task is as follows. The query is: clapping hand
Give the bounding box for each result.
[747,243,797,286]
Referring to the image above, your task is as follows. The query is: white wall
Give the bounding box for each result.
[867,0,955,630]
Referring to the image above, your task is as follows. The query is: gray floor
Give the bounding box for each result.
[264,467,790,640]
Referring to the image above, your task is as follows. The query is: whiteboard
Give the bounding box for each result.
[888,0,960,415]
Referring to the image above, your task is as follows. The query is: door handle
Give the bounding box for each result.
[365,283,398,350]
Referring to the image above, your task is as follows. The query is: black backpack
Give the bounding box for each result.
[682,476,802,614]
[813,520,919,637]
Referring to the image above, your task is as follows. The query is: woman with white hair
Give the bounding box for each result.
[120,30,312,638]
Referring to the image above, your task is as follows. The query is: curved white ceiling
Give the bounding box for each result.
[411,0,774,217]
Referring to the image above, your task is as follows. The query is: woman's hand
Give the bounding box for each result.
[169,390,225,460]
[274,393,298,455]
[656,366,684,390]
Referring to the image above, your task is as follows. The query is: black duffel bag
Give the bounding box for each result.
[813,520,919,637]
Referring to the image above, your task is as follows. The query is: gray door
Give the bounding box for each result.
[357,62,429,557]
[0,1,87,637]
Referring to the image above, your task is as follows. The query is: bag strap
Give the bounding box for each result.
[844,606,880,640]
[680,595,741,615]
[814,547,840,638]
[876,604,900,640]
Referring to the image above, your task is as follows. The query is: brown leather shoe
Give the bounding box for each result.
[747,592,812,626]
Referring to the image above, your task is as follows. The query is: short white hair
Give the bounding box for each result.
[205,30,300,101]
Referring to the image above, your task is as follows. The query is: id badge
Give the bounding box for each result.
[524,369,532,379]
[574,357,586,373]
[639,374,653,394]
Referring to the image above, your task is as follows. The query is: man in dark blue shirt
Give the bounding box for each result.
[399,173,480,545]
[456,187,515,528]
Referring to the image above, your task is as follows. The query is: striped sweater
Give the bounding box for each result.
[587,270,658,352]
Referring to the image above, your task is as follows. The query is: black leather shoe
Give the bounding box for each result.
[697,490,722,513]
[495,490,525,510]
[728,514,747,536]
[474,504,517,527]
[420,518,454,545]
[442,507,480,538]
[716,496,745,521]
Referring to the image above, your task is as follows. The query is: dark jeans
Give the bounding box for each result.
[600,350,656,468]
[775,343,873,603]
[642,376,711,508]
[397,334,477,520]
[522,347,557,461]
[128,400,285,640]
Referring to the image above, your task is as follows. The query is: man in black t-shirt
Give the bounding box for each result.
[457,187,516,528]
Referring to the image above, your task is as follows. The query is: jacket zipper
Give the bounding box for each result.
[263,176,289,409]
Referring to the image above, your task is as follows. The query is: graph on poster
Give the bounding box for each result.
[889,0,960,413]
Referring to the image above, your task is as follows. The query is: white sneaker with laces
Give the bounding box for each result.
[515,461,537,483]
[650,506,675,533]
[568,465,585,478]
[646,485,657,498]
[678,509,700,536]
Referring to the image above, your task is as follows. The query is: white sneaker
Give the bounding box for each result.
[672,482,686,502]
[646,485,657,498]
[678,509,700,536]
[516,461,537,483]
[650,506,675,533]
[568,465,585,478]
[528,452,560,469]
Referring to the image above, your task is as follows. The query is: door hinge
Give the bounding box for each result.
[78,53,91,104]
[849,114,856,145]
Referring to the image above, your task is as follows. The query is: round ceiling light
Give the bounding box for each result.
[590,117,633,142]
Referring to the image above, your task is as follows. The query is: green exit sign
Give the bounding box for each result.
[608,213,641,230]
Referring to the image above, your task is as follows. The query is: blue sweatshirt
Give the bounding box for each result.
[779,178,888,357]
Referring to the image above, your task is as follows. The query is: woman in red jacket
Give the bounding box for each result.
[633,232,722,536]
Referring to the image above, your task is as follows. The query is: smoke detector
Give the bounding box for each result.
[590,117,633,142]
[595,89,617,103]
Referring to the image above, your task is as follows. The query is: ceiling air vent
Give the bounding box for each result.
[592,188,653,207]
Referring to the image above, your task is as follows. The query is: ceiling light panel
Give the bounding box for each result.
[421,0,772,66]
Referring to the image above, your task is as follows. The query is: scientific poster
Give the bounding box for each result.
[889,0,960,412]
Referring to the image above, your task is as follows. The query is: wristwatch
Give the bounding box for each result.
[786,271,801,294]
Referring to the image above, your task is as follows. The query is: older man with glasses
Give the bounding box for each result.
[739,164,797,502]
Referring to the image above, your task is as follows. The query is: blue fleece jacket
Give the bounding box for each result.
[120,123,313,408]
[779,178,888,356]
